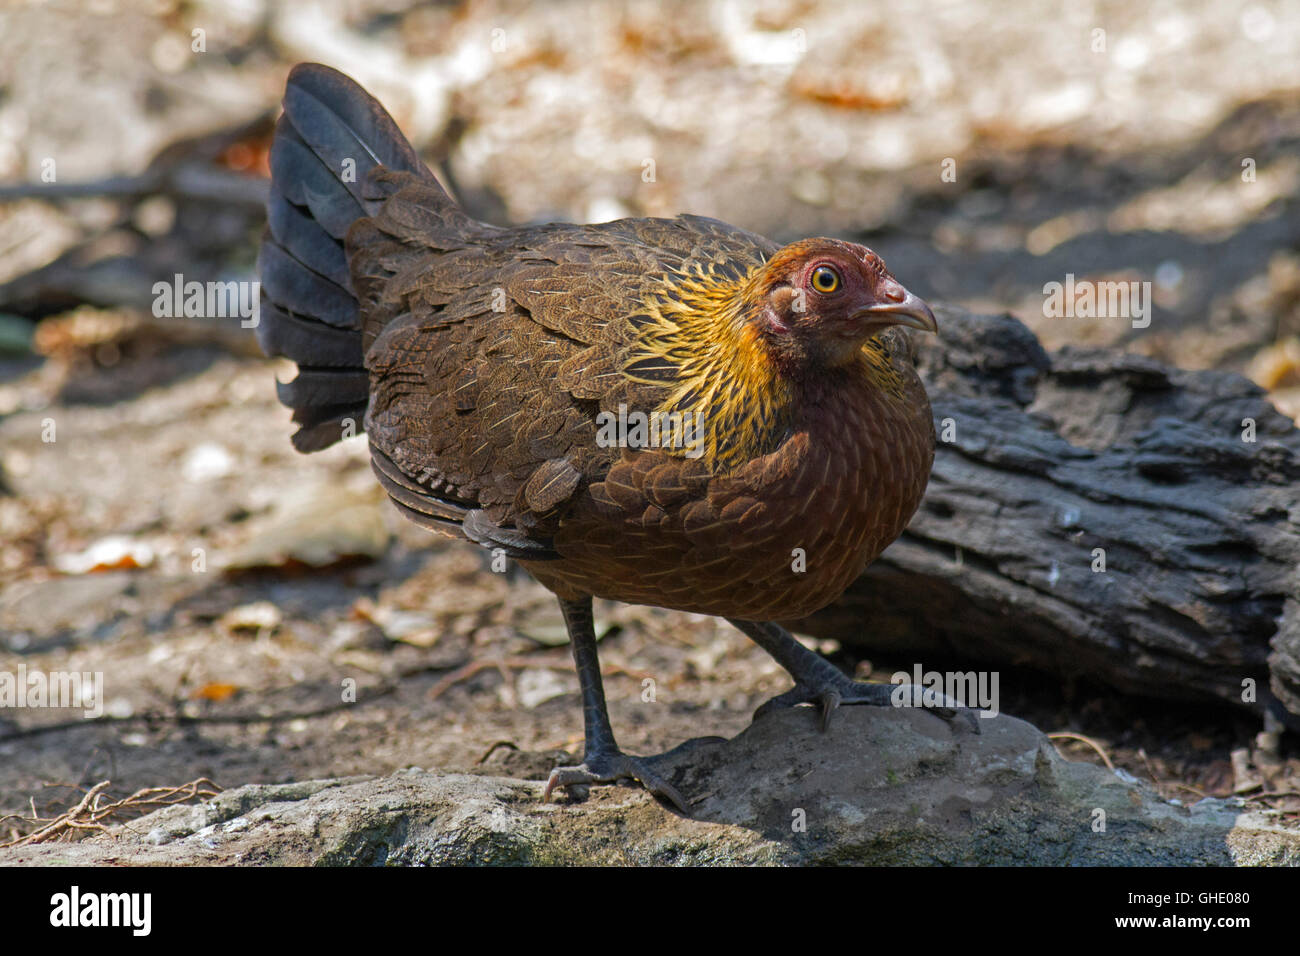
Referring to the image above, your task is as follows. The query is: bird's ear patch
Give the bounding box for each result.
[761,286,796,333]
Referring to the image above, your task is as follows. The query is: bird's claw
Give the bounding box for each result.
[543,751,688,813]
[890,685,984,735]
[754,679,982,734]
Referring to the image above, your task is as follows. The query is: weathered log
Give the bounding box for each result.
[794,306,1300,728]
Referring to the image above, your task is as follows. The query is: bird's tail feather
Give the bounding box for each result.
[257,63,442,452]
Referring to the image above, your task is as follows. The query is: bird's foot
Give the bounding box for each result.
[754,676,981,734]
[543,750,688,813]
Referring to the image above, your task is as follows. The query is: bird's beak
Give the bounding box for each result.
[853,286,939,335]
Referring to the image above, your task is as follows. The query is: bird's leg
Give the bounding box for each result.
[728,619,979,733]
[543,597,688,812]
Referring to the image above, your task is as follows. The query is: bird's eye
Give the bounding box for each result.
[810,265,840,294]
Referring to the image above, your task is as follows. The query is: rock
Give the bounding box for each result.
[217,600,282,635]
[2,707,1294,866]
[218,481,391,571]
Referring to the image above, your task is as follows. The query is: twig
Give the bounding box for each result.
[1137,747,1167,798]
[476,741,520,764]
[1047,732,1116,771]
[0,778,221,848]
[1163,780,1210,799]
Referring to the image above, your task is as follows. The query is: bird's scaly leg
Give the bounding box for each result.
[728,619,979,733]
[543,597,688,812]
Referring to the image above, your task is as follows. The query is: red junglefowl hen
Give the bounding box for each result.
[258,64,942,812]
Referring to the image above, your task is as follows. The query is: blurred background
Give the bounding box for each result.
[2,0,1299,839]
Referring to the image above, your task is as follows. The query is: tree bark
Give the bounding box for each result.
[792,305,1300,728]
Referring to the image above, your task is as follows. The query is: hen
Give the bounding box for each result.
[258,64,940,812]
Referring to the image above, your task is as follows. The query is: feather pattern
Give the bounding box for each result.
[258,63,936,623]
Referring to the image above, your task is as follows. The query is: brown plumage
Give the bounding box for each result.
[258,64,941,811]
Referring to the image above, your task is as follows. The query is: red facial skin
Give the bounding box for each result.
[752,238,937,369]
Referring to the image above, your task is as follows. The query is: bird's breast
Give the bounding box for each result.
[525,373,934,621]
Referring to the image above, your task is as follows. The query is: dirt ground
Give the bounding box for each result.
[2,0,1300,842]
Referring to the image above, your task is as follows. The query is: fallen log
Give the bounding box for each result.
[795,305,1300,729]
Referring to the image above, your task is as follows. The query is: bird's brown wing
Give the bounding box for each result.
[350,187,777,554]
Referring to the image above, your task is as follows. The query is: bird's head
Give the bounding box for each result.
[744,238,937,368]
[624,235,937,471]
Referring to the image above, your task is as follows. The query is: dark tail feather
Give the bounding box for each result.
[257,63,437,452]
[279,65,428,193]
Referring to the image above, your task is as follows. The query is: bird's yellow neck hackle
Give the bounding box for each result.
[622,259,910,474]
[623,262,795,473]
